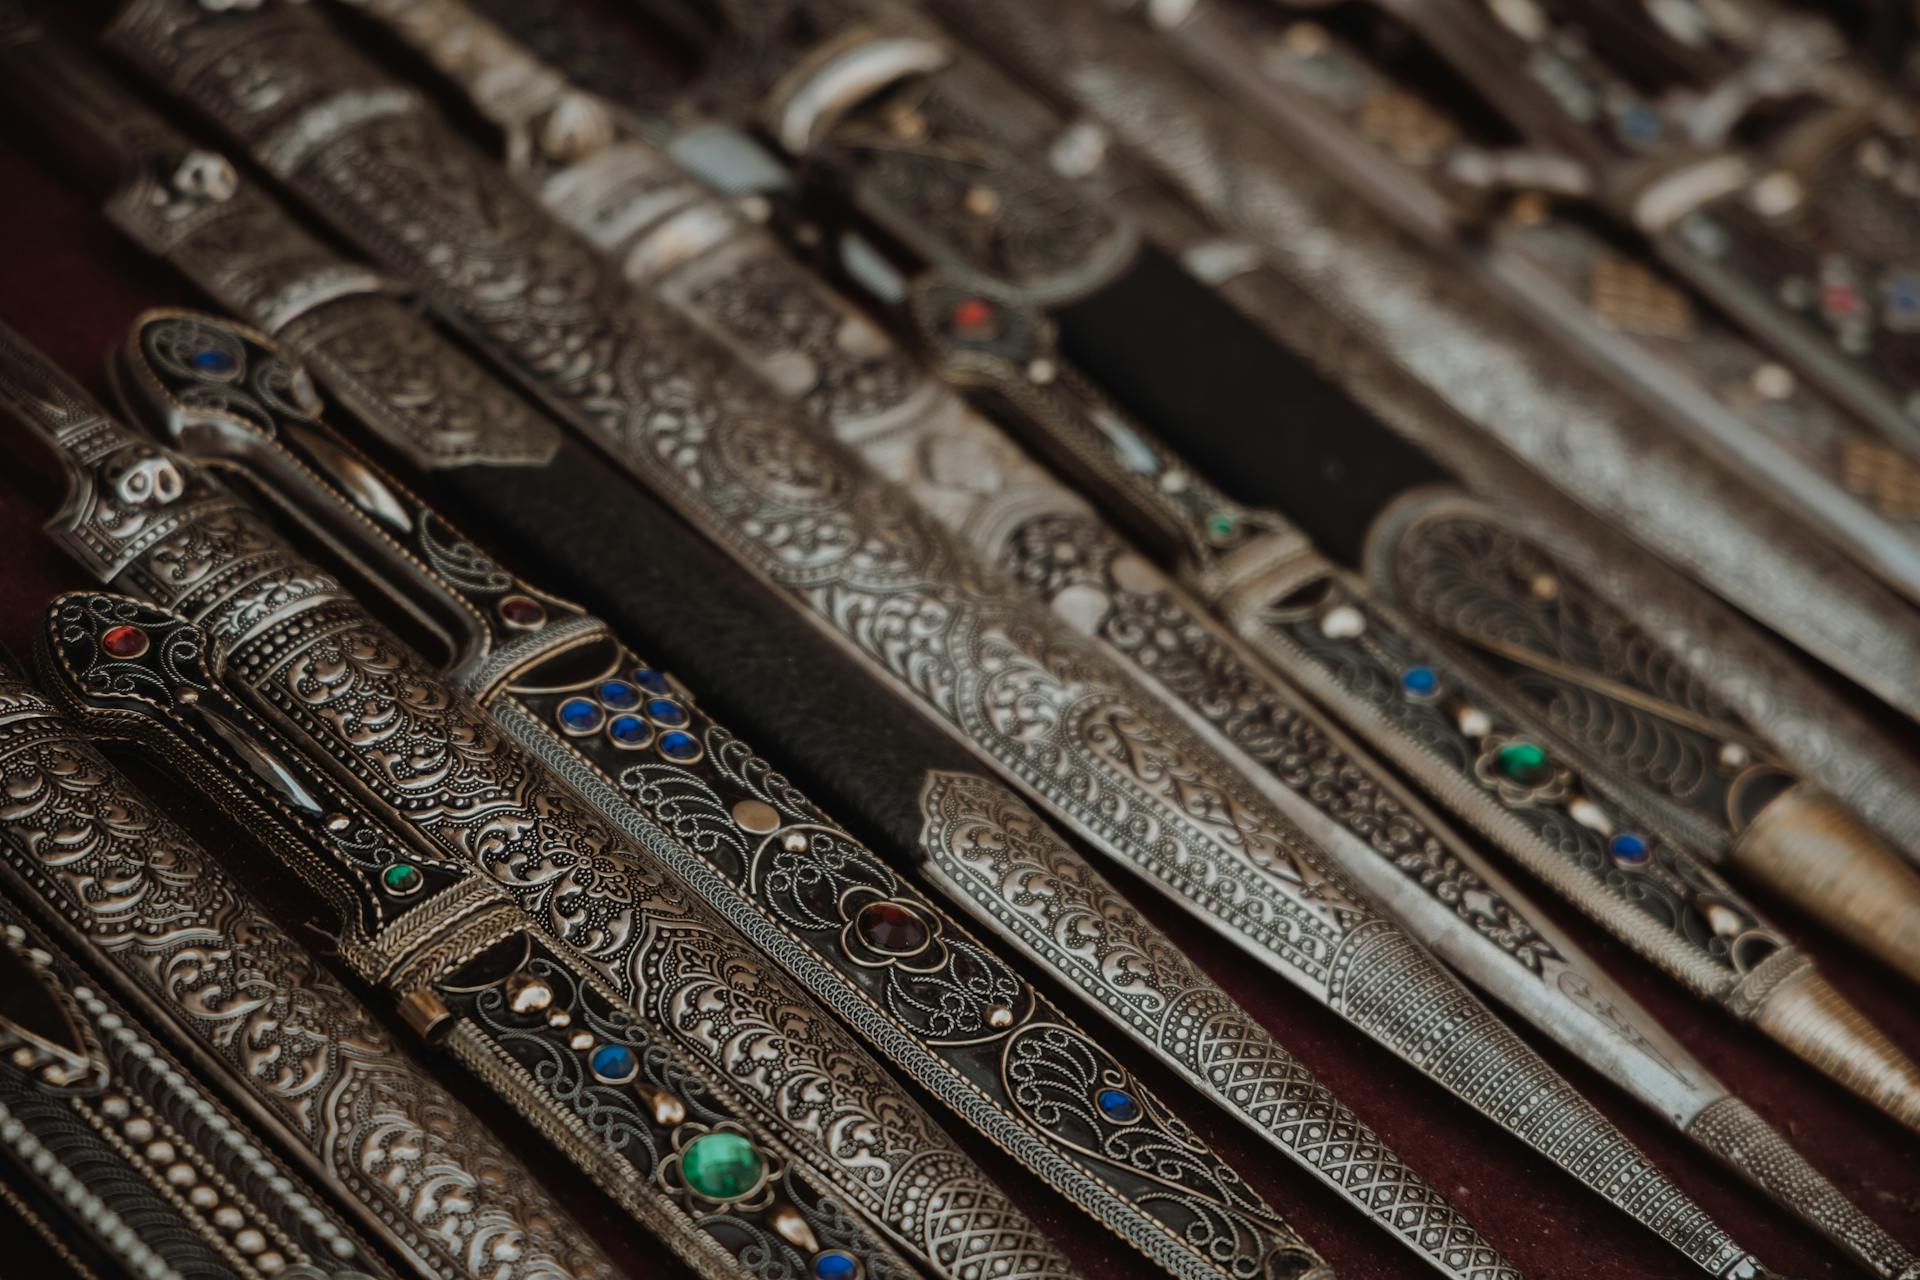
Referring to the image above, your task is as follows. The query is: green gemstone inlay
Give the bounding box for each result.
[381,863,424,895]
[1205,512,1237,540]
[682,1131,765,1201]
[1495,742,1551,786]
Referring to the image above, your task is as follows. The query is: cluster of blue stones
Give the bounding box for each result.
[555,667,701,761]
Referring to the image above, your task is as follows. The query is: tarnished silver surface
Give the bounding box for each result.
[1362,488,1920,992]
[0,317,1067,1280]
[0,2,557,474]
[42,585,913,1280]
[101,3,1777,1276]
[0,891,383,1280]
[913,770,1517,1280]
[0,647,610,1280]
[125,306,1320,1280]
[1157,2,1920,602]
[920,0,1920,726]
[914,0,1920,867]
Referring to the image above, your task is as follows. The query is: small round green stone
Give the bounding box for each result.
[1205,512,1237,540]
[381,863,424,895]
[682,1131,765,1201]
[1495,742,1551,786]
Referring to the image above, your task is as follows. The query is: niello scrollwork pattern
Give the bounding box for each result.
[103,4,1753,1271]
[918,770,1522,1280]
[0,905,385,1280]
[0,662,607,1280]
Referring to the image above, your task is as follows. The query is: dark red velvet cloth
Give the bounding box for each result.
[0,134,1915,1280]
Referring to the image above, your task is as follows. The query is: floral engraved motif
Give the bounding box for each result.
[228,613,1052,1273]
[0,665,610,1280]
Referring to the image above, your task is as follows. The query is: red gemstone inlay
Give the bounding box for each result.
[855,901,929,955]
[949,297,999,341]
[101,626,149,659]
[1821,283,1862,318]
[498,595,547,628]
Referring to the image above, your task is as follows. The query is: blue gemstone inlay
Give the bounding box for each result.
[590,1043,637,1082]
[646,698,689,727]
[1620,103,1662,141]
[1096,1088,1141,1123]
[191,347,236,373]
[814,1253,857,1280]
[660,731,699,761]
[558,697,603,733]
[1400,666,1440,698]
[1609,833,1651,864]
[608,715,651,748]
[633,668,672,694]
[598,680,641,710]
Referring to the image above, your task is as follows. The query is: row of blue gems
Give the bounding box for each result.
[557,695,703,761]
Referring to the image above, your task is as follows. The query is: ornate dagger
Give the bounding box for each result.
[1364,486,1920,1015]
[122,302,1526,1280]
[113,308,1324,1280]
[1112,0,1920,607]
[0,883,387,1280]
[0,316,1074,1280]
[894,0,1920,729]
[39,590,928,1280]
[357,0,1920,1139]
[877,0,1920,856]
[0,647,615,1280]
[98,2,1785,1274]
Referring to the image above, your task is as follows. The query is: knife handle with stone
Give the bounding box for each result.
[36,587,919,1280]
[0,311,1072,1280]
[0,645,620,1280]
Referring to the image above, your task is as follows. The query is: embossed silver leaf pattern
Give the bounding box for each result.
[918,771,1522,1280]
[0,673,607,1280]
[228,616,1052,1275]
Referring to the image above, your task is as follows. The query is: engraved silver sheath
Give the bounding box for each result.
[103,2,1779,1274]
[0,317,1071,1280]
[0,650,614,1280]
[0,880,385,1280]
[41,588,926,1280]
[916,0,1920,731]
[118,308,1324,1280]
[1128,0,1920,605]
[910,0,1920,861]
[413,24,1917,1265]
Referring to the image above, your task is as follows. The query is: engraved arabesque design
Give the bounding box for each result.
[0,668,604,1280]
[917,771,1523,1280]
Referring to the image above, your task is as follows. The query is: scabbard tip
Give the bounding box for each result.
[1728,785,1920,988]
[1749,964,1920,1134]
